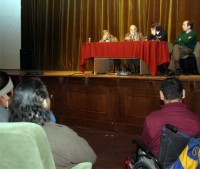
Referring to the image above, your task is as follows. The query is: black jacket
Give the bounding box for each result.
[147,29,168,41]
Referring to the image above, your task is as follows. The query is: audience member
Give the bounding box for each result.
[99,30,118,42]
[147,22,168,41]
[9,78,97,169]
[0,71,56,123]
[167,20,197,76]
[125,25,143,41]
[142,77,200,157]
[0,71,13,122]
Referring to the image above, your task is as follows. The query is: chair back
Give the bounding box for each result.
[193,41,200,72]
[180,54,199,75]
[158,124,191,168]
[0,122,56,169]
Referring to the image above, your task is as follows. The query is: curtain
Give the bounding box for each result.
[21,0,200,71]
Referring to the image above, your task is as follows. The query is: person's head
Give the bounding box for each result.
[9,78,51,125]
[0,71,14,108]
[129,25,137,34]
[102,30,110,36]
[182,20,193,31]
[151,22,162,32]
[160,77,185,103]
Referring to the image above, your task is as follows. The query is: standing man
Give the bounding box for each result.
[167,20,197,75]
[142,77,200,157]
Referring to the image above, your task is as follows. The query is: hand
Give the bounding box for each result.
[151,28,156,36]
[43,97,51,110]
[103,34,108,41]
[125,36,130,41]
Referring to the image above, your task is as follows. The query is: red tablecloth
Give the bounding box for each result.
[80,41,170,75]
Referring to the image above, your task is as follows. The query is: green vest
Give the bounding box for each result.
[175,31,197,51]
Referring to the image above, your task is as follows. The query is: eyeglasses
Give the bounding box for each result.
[7,91,13,97]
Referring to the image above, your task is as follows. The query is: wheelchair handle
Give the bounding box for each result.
[165,124,178,133]
[132,139,151,153]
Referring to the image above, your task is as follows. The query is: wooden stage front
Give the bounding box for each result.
[5,70,200,135]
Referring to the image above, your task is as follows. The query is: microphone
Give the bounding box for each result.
[131,35,134,40]
[106,35,112,42]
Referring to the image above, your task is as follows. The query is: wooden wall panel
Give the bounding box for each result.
[9,73,200,135]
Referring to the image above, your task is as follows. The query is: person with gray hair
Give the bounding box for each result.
[9,77,97,169]
[125,25,143,41]
[124,25,143,73]
[0,71,14,122]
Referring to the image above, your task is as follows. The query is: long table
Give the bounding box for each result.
[80,41,170,75]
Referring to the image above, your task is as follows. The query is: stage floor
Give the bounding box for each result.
[2,69,200,81]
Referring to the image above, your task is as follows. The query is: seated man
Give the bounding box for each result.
[167,20,197,76]
[124,25,143,73]
[147,22,168,41]
[142,77,200,157]
[125,25,143,41]
[147,23,168,75]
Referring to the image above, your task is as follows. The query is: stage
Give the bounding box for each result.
[4,70,200,134]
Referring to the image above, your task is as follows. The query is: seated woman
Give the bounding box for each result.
[99,30,118,72]
[99,30,118,42]
[9,78,97,169]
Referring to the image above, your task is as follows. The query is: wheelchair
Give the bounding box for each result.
[130,124,193,169]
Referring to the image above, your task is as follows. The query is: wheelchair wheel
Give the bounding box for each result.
[133,161,155,169]
[133,156,158,169]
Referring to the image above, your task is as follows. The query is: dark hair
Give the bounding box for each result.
[0,71,9,90]
[151,22,162,31]
[9,78,50,125]
[186,20,193,29]
[161,78,183,100]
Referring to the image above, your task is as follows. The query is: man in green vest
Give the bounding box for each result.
[167,20,197,75]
